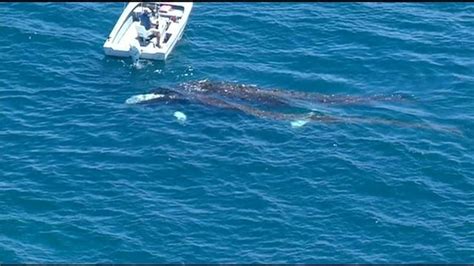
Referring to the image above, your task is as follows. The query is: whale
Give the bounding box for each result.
[127,80,409,106]
[125,80,458,134]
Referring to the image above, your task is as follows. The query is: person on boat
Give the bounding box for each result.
[139,9,154,30]
[139,9,162,48]
[151,28,162,48]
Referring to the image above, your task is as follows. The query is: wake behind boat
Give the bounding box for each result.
[103,2,193,61]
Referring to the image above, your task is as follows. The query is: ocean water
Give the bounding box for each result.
[0,2,473,263]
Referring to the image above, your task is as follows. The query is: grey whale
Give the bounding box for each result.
[126,80,458,133]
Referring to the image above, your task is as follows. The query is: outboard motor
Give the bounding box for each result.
[129,39,142,65]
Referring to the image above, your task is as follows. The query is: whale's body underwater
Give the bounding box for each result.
[127,80,406,106]
[126,80,458,133]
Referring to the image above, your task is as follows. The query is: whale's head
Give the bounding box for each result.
[125,87,187,105]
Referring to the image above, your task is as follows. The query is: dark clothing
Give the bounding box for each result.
[139,12,152,30]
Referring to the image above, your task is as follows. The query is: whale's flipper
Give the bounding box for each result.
[174,111,187,124]
[290,112,315,128]
[290,119,310,128]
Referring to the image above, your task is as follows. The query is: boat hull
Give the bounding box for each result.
[103,2,192,61]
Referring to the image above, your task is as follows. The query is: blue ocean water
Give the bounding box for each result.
[0,2,473,263]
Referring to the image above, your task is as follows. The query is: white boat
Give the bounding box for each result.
[103,2,193,61]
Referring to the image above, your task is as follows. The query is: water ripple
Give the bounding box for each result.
[0,2,473,263]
